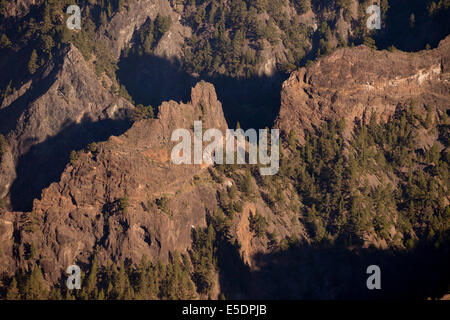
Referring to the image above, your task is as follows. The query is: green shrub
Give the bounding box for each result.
[132,104,154,121]
[119,196,130,214]
[0,134,7,160]
[86,142,98,155]
[69,150,79,166]
[155,196,169,213]
[249,211,268,237]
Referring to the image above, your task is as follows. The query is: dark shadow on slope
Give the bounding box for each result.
[117,55,195,109]
[0,48,59,136]
[9,116,132,212]
[309,0,449,53]
[215,236,252,299]
[117,54,286,130]
[375,0,450,51]
[217,236,450,300]
[205,74,285,130]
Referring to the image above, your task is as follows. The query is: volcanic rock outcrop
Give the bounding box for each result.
[1,32,449,293]
[276,35,450,142]
[1,81,230,283]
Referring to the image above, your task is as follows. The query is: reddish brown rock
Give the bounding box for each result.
[276,35,450,142]
[14,81,227,283]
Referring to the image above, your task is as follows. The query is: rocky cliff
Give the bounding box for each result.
[0,81,226,283]
[0,1,449,299]
[95,0,190,60]
[0,79,306,288]
[276,35,450,143]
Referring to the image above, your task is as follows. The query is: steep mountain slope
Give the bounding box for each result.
[1,80,306,291]
[0,43,133,211]
[1,35,449,299]
[276,34,450,142]
[0,81,226,283]
[0,0,449,300]
[96,0,189,60]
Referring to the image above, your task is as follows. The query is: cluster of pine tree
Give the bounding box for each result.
[179,0,314,77]
[124,14,172,57]
[0,133,7,161]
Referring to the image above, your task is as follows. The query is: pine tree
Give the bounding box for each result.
[100,11,107,25]
[243,171,253,197]
[23,266,48,300]
[0,33,11,49]
[80,255,98,299]
[28,50,39,74]
[97,290,105,300]
[296,0,311,14]
[65,290,75,300]
[118,0,125,11]
[155,14,172,36]
[48,287,62,300]
[0,133,7,161]
[6,278,20,300]
[410,13,416,29]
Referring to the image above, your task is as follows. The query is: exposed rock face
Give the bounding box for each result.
[6,82,228,283]
[276,35,450,142]
[0,43,133,211]
[0,80,303,286]
[6,43,133,157]
[96,0,190,60]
